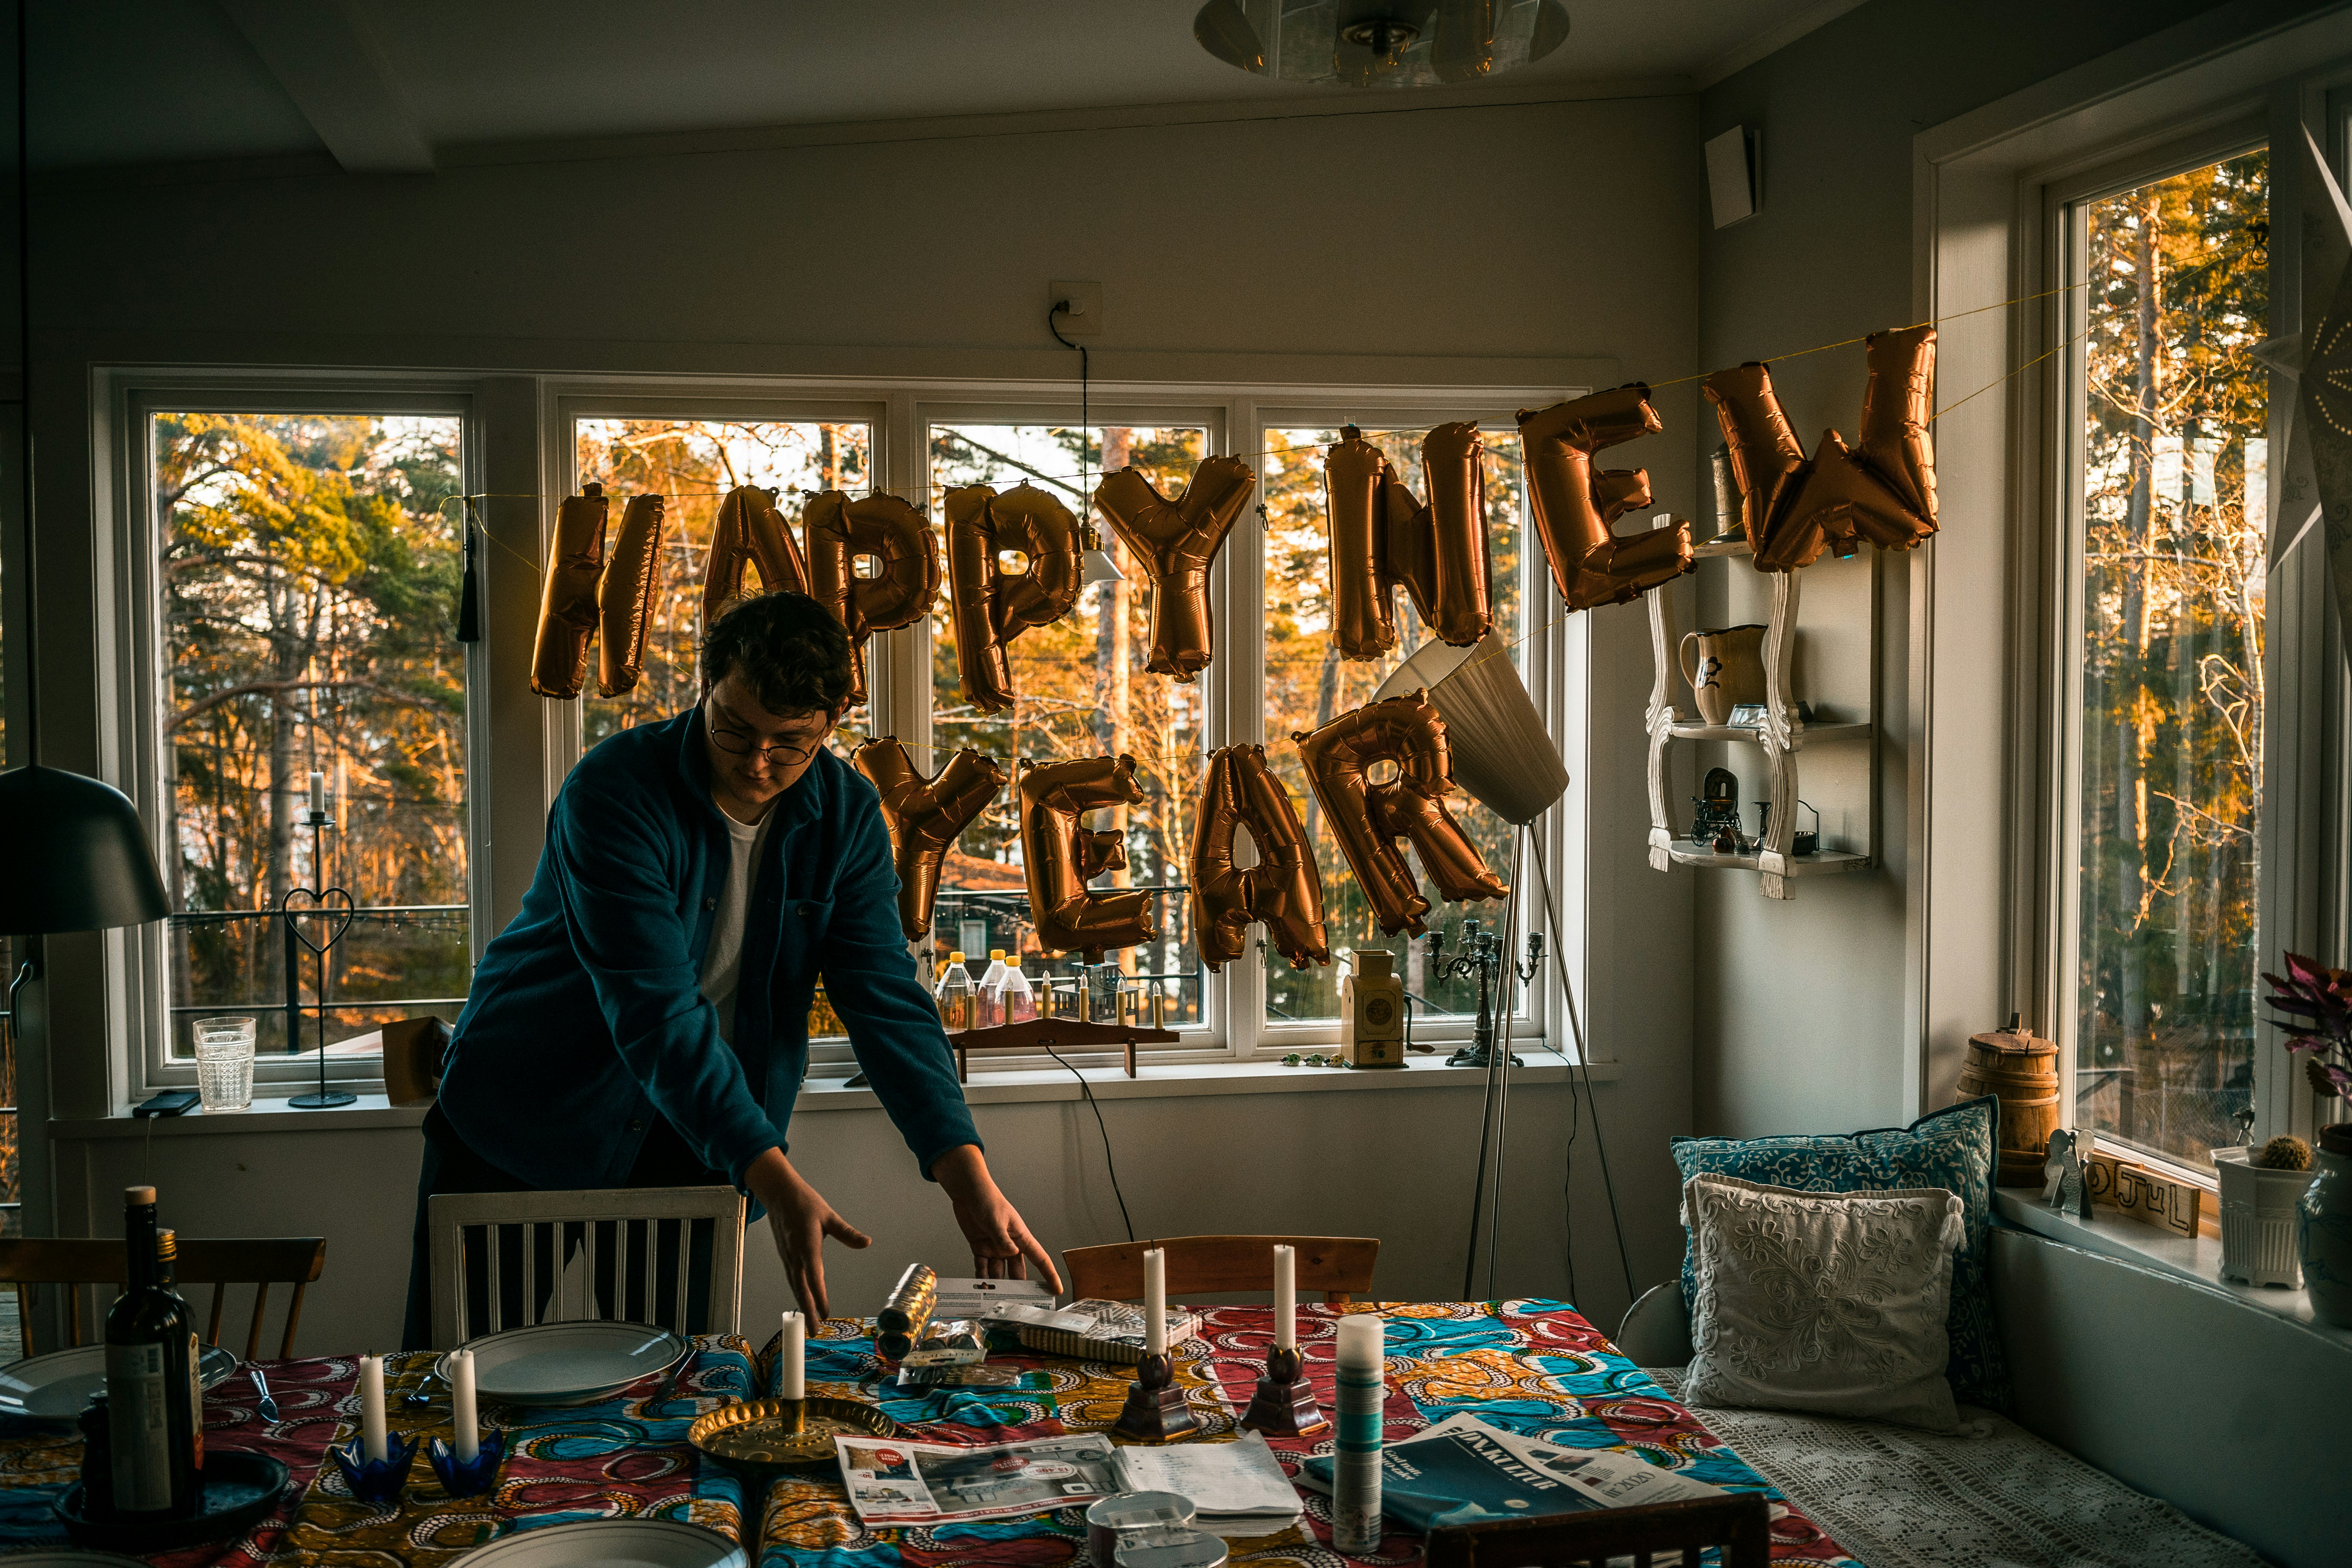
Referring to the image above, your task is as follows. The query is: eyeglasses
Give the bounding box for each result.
[707,721,828,767]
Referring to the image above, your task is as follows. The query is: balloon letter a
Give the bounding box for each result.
[1019,755,1157,960]
[1094,456,1256,680]
[1190,745,1330,972]
[945,483,1082,713]
[704,484,809,623]
[532,483,610,699]
[808,492,942,708]
[1704,325,1937,571]
[1518,387,1694,610]
[853,738,1006,941]
[1296,694,1506,937]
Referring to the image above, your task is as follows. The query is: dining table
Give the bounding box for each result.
[0,1299,1858,1566]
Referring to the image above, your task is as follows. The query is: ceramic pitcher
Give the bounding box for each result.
[2300,1124,2352,1328]
[1679,623,1768,723]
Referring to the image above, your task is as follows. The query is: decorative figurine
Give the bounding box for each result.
[2043,1127,2090,1220]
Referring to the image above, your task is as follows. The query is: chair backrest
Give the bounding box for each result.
[0,1236,327,1361]
[1613,1279,1693,1368]
[427,1186,746,1350]
[1425,1493,1771,1568]
[1061,1235,1379,1305]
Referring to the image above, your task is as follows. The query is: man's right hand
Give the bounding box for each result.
[744,1145,870,1319]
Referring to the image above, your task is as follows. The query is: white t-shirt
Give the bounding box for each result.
[699,805,777,1044]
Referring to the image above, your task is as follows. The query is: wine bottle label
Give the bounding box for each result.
[106,1342,172,1514]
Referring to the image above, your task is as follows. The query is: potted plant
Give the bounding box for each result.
[2262,953,2352,1327]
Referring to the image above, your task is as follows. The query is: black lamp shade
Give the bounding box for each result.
[0,763,172,935]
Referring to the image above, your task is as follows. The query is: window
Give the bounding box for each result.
[1258,423,1526,1029]
[572,418,873,754]
[2064,148,2269,1173]
[924,421,1210,1026]
[154,412,470,1065]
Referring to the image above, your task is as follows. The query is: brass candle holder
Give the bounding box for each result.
[1239,1344,1325,1436]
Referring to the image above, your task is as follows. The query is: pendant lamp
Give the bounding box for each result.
[0,2,171,943]
[1195,0,1571,89]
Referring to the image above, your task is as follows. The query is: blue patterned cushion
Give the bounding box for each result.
[1670,1096,2007,1410]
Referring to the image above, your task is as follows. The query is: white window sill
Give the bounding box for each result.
[48,1055,1621,1139]
[1993,1188,2352,1348]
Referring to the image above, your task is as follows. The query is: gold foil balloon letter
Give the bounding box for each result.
[703,483,809,623]
[595,494,667,697]
[532,483,610,699]
[1325,424,1494,658]
[1296,693,1507,937]
[1094,455,1256,680]
[1019,755,1156,960]
[1704,325,1938,572]
[944,483,1083,714]
[1191,745,1329,972]
[808,492,942,708]
[853,738,1006,940]
[1518,387,1695,610]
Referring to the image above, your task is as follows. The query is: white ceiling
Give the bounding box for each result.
[32,0,1864,171]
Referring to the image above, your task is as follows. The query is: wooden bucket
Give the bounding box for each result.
[1958,1028,2061,1187]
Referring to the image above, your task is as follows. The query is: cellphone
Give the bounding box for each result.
[133,1090,201,1118]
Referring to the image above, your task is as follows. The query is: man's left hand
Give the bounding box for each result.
[929,1145,1062,1288]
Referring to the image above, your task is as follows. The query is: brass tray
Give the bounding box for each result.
[689,1394,897,1474]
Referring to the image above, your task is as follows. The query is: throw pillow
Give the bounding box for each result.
[1681,1173,1966,1432]
[1670,1094,2006,1408]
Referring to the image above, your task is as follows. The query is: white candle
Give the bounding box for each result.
[359,1352,388,1463]
[1143,1247,1167,1358]
[1274,1244,1297,1352]
[309,771,325,814]
[781,1311,806,1401]
[451,1348,479,1463]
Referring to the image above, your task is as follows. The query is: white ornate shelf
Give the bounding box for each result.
[1663,721,1872,745]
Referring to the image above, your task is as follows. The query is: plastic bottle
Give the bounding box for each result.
[976,949,1010,1029]
[936,952,975,1033]
[1001,957,1038,1024]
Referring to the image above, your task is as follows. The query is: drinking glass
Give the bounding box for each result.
[193,1015,257,1113]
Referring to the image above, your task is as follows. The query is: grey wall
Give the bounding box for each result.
[26,88,1702,1348]
[1688,0,2286,1140]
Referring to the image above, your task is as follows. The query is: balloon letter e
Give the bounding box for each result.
[1020,755,1157,961]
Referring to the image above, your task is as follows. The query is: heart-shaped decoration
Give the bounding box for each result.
[281,886,356,955]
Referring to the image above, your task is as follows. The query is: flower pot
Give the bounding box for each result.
[2213,1146,2307,1288]
[2299,1124,2352,1329]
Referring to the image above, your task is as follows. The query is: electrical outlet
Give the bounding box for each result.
[1049,279,1103,337]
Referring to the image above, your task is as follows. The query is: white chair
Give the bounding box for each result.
[427,1186,746,1349]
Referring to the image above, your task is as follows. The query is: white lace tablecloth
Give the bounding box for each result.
[1644,1368,2265,1568]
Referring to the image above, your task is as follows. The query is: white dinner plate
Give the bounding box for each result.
[448,1518,745,1568]
[436,1321,688,1407]
[0,1342,239,1421]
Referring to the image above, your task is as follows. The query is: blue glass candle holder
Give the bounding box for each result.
[329,1429,419,1504]
[426,1428,506,1497]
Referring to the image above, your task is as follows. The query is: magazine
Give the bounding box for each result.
[838,1433,1127,1525]
[1297,1414,1725,1531]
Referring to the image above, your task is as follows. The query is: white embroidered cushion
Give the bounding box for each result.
[1682,1172,1966,1432]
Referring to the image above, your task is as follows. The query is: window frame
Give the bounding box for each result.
[113,374,486,1102]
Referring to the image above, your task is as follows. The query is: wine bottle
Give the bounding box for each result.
[152,1230,207,1475]
[105,1187,202,1518]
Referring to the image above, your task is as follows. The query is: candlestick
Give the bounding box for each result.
[1332,1315,1385,1555]
[451,1348,478,1463]
[360,1353,388,1463]
[1274,1244,1296,1351]
[780,1311,806,1400]
[1143,1247,1167,1358]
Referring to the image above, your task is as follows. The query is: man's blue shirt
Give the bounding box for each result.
[437,706,980,1192]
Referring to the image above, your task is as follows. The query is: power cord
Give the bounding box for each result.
[1042,1044,1135,1243]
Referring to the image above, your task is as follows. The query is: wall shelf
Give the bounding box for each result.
[1643,532,1878,899]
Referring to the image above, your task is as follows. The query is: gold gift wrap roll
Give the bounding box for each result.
[875,1263,937,1360]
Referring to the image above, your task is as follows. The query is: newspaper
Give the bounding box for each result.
[838,1433,1126,1525]
[1297,1414,1724,1530]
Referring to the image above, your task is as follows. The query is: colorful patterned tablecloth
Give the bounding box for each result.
[0,1302,1857,1567]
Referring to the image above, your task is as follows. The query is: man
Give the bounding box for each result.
[402,591,1056,1347]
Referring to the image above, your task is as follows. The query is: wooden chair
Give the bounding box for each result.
[1061,1235,1379,1304]
[427,1186,746,1350]
[1425,1493,1771,1568]
[0,1236,327,1361]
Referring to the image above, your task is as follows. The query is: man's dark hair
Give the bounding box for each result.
[700,592,854,716]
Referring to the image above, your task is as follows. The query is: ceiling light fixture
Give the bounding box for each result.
[1194,0,1571,89]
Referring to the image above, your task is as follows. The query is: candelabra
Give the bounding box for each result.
[1428,919,1541,1070]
